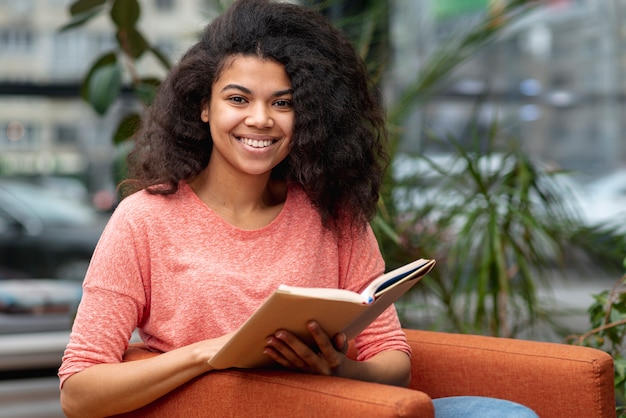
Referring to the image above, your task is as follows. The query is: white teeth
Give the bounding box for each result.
[239,137,273,148]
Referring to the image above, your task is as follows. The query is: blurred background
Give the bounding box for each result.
[0,0,625,416]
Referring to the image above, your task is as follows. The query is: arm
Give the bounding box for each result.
[114,349,433,418]
[60,194,218,417]
[60,333,233,418]
[264,320,411,387]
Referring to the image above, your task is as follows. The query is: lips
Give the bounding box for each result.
[238,137,276,148]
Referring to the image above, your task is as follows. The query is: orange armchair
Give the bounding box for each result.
[112,329,615,417]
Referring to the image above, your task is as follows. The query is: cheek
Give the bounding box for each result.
[208,107,239,132]
[280,114,295,137]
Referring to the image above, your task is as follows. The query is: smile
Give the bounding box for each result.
[238,137,276,148]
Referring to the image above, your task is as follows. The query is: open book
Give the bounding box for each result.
[208,258,436,369]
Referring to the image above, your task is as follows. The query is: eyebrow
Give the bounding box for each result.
[221,84,293,97]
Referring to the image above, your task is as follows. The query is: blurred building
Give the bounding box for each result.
[389,0,626,181]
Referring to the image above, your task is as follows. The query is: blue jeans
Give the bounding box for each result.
[432,396,539,418]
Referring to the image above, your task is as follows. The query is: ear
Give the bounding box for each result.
[200,100,210,123]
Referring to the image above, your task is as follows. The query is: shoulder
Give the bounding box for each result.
[107,184,198,234]
[283,183,334,231]
[285,182,310,207]
[116,184,193,216]
[285,183,374,252]
[285,182,369,236]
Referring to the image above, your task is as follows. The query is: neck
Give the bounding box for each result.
[188,167,287,229]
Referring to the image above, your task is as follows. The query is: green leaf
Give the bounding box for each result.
[81,52,117,101]
[59,8,103,32]
[610,308,626,324]
[117,28,148,59]
[110,0,140,29]
[84,61,122,115]
[89,64,122,114]
[371,214,401,245]
[616,357,626,376]
[113,113,141,144]
[69,0,107,15]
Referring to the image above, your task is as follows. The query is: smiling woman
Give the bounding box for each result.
[57,1,537,417]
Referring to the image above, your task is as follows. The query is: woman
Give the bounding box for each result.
[59,1,537,417]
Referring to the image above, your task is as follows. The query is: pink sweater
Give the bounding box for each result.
[59,183,410,386]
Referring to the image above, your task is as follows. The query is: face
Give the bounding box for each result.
[201,55,294,179]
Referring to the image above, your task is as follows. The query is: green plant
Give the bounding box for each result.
[60,0,177,143]
[569,257,626,416]
[387,111,616,337]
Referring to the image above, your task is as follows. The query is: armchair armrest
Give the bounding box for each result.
[112,345,434,417]
[405,329,615,418]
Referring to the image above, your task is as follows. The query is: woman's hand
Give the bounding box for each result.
[263,321,411,387]
[201,330,237,364]
[263,321,348,376]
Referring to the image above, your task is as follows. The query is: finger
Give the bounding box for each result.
[266,333,312,370]
[307,322,342,370]
[263,345,298,370]
[307,321,333,353]
[332,332,347,354]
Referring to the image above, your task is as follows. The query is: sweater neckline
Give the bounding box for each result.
[181,181,297,233]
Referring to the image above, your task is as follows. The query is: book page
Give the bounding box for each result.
[276,285,366,303]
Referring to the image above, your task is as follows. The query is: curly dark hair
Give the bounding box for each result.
[124,0,388,228]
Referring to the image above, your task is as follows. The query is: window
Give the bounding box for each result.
[53,124,79,147]
[0,27,34,54]
[51,31,115,79]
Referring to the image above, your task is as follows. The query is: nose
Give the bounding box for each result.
[245,103,274,128]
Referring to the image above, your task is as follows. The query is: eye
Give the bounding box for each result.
[273,99,293,109]
[227,95,248,104]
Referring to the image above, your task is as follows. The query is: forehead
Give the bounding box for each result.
[214,54,290,87]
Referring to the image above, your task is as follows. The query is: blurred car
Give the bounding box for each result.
[0,265,81,337]
[0,179,108,281]
[0,276,137,375]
